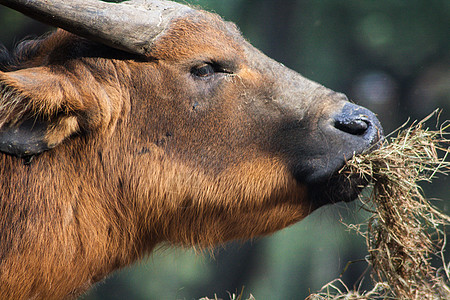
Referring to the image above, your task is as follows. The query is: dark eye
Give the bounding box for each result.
[191,63,215,78]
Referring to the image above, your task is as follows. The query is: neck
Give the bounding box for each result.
[0,146,150,298]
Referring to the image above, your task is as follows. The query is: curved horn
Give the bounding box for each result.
[0,0,193,55]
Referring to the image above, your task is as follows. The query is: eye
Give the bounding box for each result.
[191,62,234,79]
[191,63,215,78]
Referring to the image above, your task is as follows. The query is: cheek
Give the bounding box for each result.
[163,87,246,166]
[186,75,233,112]
[141,67,279,178]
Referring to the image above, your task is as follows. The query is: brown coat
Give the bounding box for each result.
[0,5,382,299]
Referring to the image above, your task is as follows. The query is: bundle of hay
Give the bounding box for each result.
[309,111,450,299]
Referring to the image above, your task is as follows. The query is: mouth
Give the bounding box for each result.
[307,169,369,209]
[304,137,384,209]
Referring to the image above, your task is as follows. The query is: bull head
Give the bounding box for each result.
[0,0,383,298]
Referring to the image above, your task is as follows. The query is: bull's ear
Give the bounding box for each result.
[0,68,82,158]
[0,115,79,158]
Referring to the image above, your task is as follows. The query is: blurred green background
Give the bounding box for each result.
[1,0,449,299]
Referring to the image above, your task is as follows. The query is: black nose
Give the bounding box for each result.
[335,117,369,136]
[333,103,383,147]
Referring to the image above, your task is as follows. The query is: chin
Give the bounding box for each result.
[307,171,369,209]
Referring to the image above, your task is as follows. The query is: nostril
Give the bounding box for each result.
[335,117,369,136]
[332,102,383,144]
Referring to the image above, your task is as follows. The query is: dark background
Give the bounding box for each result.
[1,0,449,299]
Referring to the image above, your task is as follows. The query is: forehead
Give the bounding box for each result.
[148,10,245,62]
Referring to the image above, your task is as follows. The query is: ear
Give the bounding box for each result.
[0,67,84,158]
[0,115,79,158]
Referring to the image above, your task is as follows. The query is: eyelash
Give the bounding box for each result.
[191,62,231,78]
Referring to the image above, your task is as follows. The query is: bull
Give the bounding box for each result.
[0,0,383,298]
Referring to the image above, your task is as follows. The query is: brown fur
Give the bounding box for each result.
[0,9,375,299]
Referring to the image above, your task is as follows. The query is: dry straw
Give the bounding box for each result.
[309,110,450,299]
